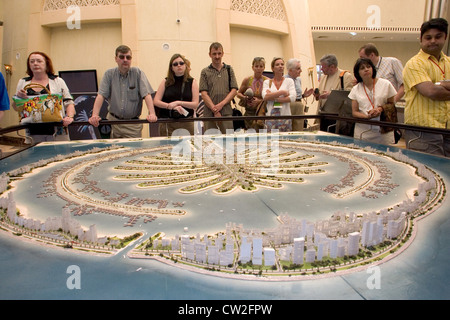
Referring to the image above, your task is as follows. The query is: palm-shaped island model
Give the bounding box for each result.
[0,134,445,278]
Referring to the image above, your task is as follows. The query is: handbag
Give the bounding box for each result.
[380,102,398,133]
[251,79,272,130]
[251,99,267,129]
[265,106,292,132]
[13,83,64,124]
[232,107,246,130]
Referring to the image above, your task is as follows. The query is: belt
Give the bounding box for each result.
[109,112,139,120]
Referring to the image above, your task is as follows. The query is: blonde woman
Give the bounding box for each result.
[236,57,268,131]
[262,57,296,132]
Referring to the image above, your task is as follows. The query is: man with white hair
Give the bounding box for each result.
[285,58,313,131]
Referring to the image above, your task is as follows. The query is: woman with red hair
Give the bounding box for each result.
[13,51,75,143]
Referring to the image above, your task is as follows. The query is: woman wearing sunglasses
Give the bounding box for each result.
[154,54,199,136]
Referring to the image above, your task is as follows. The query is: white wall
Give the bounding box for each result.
[136,0,216,87]
[50,22,122,79]
[230,26,284,83]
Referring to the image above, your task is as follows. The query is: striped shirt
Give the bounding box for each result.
[376,56,404,90]
[199,63,238,116]
[99,67,154,119]
[403,49,450,128]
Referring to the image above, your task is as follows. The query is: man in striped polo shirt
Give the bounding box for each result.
[359,43,405,143]
[199,42,238,134]
[403,18,450,157]
[359,43,404,103]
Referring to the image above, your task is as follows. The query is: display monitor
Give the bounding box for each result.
[59,70,98,94]
[263,71,274,79]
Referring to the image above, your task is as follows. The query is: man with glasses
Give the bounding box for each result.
[314,54,355,111]
[89,45,157,138]
[314,54,355,134]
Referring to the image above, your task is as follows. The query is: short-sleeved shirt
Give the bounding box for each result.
[403,49,450,128]
[99,67,154,119]
[376,56,404,91]
[349,78,397,118]
[199,63,238,110]
[0,72,10,111]
[349,78,397,134]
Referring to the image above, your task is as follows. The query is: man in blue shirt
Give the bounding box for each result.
[0,72,10,122]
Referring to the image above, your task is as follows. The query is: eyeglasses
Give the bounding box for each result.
[118,55,132,60]
[172,61,185,67]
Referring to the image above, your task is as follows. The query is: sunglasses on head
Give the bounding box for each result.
[118,55,132,60]
[172,61,185,67]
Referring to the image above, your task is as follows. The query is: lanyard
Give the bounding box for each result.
[430,57,446,78]
[376,57,382,70]
[363,79,376,109]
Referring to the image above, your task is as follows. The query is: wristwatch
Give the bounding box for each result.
[436,80,449,85]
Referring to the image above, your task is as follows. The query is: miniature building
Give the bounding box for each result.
[348,232,361,256]
[252,238,263,265]
[293,238,305,265]
[264,248,276,266]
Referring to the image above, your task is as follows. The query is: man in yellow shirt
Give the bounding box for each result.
[403,18,450,157]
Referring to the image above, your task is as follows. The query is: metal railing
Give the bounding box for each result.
[0,114,448,160]
[0,114,448,137]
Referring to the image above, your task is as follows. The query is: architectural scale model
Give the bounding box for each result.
[0,133,446,280]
